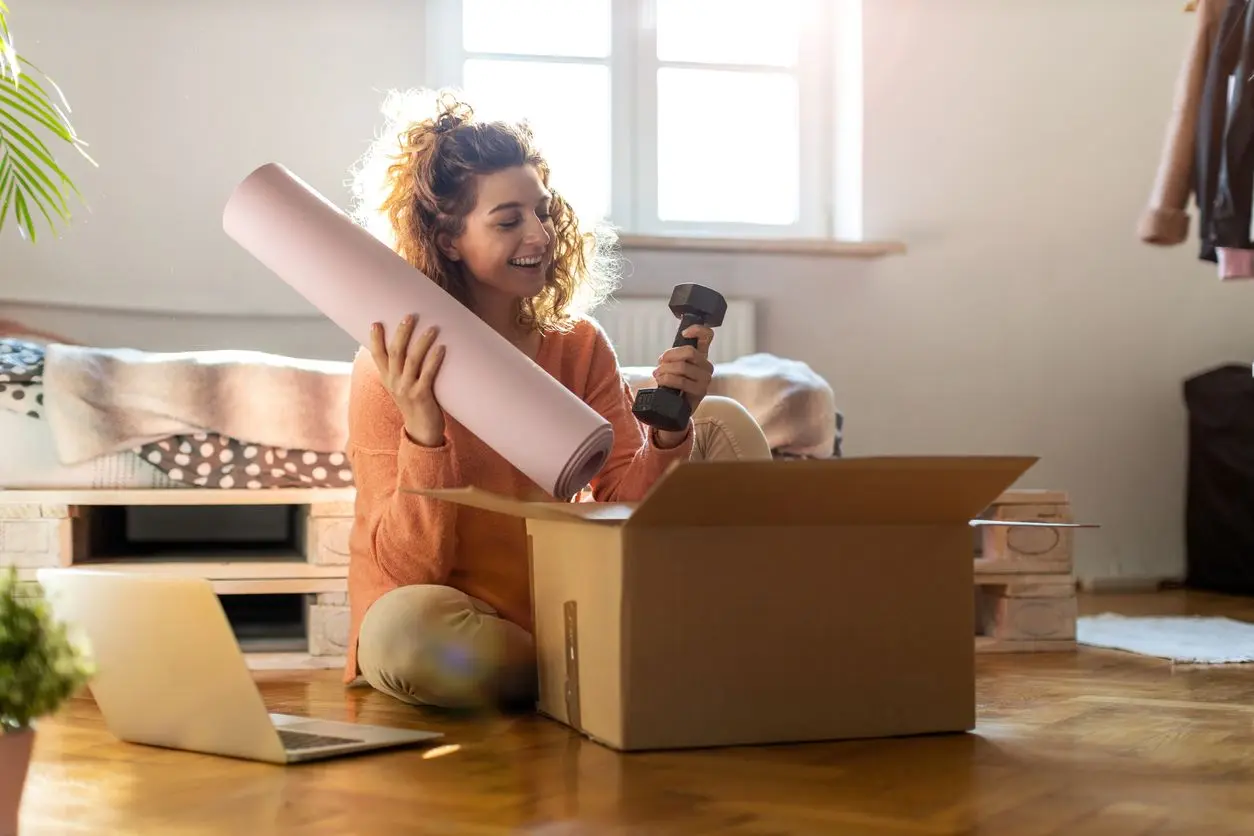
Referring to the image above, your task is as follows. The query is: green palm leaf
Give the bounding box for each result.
[0,0,94,243]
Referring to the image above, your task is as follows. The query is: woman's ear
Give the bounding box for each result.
[437,231,461,261]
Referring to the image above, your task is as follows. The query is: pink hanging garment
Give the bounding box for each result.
[1218,247,1254,280]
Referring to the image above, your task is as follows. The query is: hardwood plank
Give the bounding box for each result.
[0,487,356,506]
[7,570,347,596]
[992,489,1071,505]
[975,573,1077,595]
[67,558,347,580]
[975,636,1078,653]
[244,651,345,671]
[214,578,347,596]
[0,504,70,520]
[21,589,1254,834]
[974,556,1073,575]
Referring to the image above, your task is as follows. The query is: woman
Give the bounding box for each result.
[344,89,772,709]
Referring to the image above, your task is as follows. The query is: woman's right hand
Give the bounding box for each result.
[369,314,447,447]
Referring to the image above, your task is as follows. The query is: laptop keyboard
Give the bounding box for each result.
[278,728,363,751]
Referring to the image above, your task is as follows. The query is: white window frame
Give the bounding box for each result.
[424,0,863,242]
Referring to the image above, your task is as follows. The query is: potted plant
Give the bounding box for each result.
[0,0,94,242]
[0,567,94,836]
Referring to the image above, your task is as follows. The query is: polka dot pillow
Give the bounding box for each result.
[134,433,353,489]
[0,338,43,385]
[0,381,43,419]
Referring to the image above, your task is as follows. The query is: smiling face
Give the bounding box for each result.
[357,92,619,337]
[440,164,556,304]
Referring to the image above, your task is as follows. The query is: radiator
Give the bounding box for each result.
[592,297,758,368]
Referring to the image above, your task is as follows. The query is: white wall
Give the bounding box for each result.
[0,0,424,319]
[2,0,1248,587]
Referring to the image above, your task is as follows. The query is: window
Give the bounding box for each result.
[424,0,862,241]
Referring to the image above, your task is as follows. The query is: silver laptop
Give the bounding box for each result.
[36,568,443,764]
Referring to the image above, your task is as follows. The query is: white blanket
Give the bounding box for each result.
[0,408,181,489]
[40,343,839,466]
[622,352,838,458]
[42,344,352,464]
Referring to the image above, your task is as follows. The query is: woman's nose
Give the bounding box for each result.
[525,216,551,244]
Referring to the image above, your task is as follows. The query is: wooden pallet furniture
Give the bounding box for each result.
[0,488,355,671]
[973,489,1078,653]
[2,484,1080,671]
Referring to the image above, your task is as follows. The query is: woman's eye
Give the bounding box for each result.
[498,218,520,229]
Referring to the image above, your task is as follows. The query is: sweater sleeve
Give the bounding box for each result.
[581,323,693,502]
[345,350,460,587]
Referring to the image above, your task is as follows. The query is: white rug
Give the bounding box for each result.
[1076,614,1254,664]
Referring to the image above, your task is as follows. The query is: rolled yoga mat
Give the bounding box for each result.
[221,162,614,499]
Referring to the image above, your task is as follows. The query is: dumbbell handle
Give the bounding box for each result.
[652,312,705,400]
[630,308,712,431]
[671,312,704,350]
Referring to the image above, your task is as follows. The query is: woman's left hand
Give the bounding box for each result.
[649,324,714,445]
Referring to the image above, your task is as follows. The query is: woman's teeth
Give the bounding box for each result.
[509,256,542,267]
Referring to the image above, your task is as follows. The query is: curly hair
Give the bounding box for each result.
[348,88,621,333]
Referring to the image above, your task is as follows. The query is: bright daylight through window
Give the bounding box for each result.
[427,0,852,241]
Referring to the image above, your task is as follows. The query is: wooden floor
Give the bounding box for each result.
[19,589,1254,835]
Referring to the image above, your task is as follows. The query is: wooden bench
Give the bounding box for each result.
[0,487,354,671]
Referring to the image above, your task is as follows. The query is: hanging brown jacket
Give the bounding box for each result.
[1210,0,1254,254]
[1140,0,1247,261]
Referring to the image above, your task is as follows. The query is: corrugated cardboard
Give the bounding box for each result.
[418,455,1059,751]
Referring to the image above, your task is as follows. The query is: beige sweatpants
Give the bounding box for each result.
[355,395,772,709]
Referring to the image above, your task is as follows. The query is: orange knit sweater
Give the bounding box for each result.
[342,316,693,682]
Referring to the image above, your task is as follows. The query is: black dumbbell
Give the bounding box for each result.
[631,283,727,432]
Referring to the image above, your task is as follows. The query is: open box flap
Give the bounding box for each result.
[406,455,1041,528]
[405,486,635,524]
[623,455,1041,528]
[970,519,1100,529]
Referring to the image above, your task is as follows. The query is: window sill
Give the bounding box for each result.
[618,235,907,258]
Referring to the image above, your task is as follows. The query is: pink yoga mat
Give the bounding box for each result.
[222,162,614,499]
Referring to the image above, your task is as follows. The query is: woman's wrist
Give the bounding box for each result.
[651,425,690,450]
[403,423,445,449]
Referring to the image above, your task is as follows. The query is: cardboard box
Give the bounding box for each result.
[420,455,1054,751]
